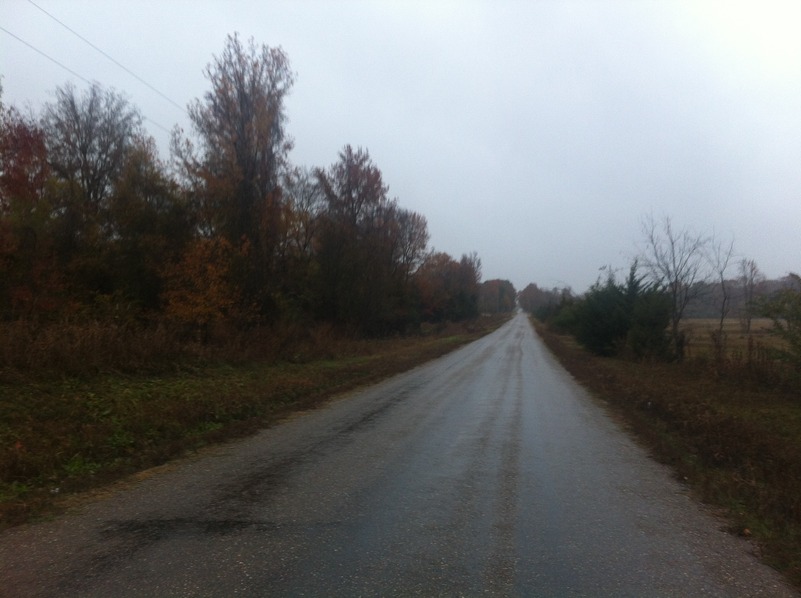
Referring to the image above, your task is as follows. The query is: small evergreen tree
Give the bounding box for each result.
[566,262,670,359]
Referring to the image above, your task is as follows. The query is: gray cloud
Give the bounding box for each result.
[2,0,799,291]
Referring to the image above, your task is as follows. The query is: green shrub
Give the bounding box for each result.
[566,262,671,359]
[760,273,801,370]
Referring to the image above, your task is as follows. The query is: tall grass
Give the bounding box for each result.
[0,320,182,379]
[0,318,378,381]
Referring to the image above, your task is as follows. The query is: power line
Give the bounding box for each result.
[0,26,173,135]
[0,25,93,86]
[26,0,188,115]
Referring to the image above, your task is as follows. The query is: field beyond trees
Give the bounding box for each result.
[680,318,781,361]
[534,317,801,588]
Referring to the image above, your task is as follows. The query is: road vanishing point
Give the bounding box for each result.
[0,313,796,597]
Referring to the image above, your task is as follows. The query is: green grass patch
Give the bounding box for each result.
[0,315,508,529]
[533,318,801,589]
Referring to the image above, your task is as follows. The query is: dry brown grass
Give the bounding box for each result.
[0,318,372,382]
[0,320,181,379]
[679,318,798,389]
[682,318,783,359]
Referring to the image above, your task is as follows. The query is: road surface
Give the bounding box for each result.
[0,313,795,596]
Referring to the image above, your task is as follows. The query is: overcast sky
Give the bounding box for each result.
[2,0,800,291]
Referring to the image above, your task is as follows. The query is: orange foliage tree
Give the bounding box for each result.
[0,107,64,319]
[415,251,482,322]
[479,279,517,314]
[161,236,245,338]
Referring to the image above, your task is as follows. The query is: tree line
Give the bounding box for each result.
[520,214,801,366]
[0,34,491,339]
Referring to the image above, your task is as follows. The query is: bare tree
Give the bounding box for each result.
[738,258,765,334]
[707,234,735,358]
[640,214,710,359]
[391,208,429,282]
[42,82,142,238]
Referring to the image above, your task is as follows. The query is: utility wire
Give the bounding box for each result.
[0,26,172,134]
[26,0,188,115]
[1,25,93,86]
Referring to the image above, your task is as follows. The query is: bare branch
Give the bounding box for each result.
[640,214,711,358]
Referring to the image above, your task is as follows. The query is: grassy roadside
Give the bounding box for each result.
[532,317,801,588]
[0,315,509,530]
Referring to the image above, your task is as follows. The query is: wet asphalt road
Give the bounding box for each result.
[0,313,796,597]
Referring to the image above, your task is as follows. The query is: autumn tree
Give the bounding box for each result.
[172,33,295,314]
[1,108,50,210]
[161,236,244,340]
[415,251,481,322]
[479,279,516,314]
[415,252,454,322]
[0,106,63,319]
[518,283,573,321]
